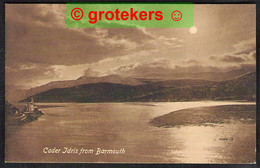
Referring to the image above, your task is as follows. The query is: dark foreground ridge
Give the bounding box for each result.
[5,100,44,125]
[150,105,256,128]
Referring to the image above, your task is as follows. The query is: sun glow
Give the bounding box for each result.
[189,26,197,34]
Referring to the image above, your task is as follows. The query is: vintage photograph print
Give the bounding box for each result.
[5,4,256,163]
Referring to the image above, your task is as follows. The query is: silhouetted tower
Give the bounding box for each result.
[28,97,35,112]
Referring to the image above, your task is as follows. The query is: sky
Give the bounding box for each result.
[5,4,256,90]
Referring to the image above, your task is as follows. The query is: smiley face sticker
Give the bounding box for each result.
[171,10,182,21]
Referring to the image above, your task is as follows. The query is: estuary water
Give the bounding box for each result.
[5,101,256,163]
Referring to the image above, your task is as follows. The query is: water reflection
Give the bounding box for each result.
[5,101,255,163]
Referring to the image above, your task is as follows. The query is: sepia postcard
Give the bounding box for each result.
[5,4,256,163]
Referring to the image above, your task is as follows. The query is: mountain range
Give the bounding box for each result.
[6,75,143,103]
[5,65,256,103]
[20,71,256,103]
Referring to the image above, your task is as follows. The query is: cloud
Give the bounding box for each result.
[84,68,102,77]
[209,37,256,64]
[6,4,157,67]
[5,4,256,89]
[182,59,200,65]
[112,58,229,78]
[210,55,246,63]
[5,64,57,89]
[233,37,256,55]
[112,59,172,77]
[5,5,184,66]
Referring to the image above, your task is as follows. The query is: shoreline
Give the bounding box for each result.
[13,99,256,105]
[150,104,256,128]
